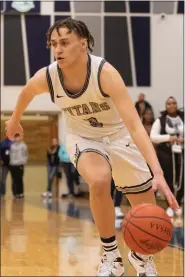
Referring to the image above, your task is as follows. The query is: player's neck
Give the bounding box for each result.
[62,53,89,80]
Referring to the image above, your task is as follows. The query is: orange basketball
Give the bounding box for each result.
[122,203,173,255]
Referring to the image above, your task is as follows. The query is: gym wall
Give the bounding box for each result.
[1,1,184,115]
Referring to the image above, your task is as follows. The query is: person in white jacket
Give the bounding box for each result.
[150,97,184,217]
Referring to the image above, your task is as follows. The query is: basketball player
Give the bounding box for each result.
[5,18,178,276]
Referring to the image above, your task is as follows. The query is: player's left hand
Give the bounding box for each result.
[152,174,179,211]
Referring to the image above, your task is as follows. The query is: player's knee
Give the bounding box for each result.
[89,173,111,197]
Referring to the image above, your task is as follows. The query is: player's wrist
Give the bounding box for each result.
[153,169,163,177]
[10,115,20,125]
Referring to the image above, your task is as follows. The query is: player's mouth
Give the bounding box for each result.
[57,57,64,62]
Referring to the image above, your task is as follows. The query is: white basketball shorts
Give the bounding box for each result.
[66,132,153,195]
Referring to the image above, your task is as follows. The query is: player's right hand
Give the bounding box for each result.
[152,173,179,211]
[5,119,24,141]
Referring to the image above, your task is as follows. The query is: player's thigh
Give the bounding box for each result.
[126,188,156,207]
[77,152,112,190]
[108,137,153,198]
[66,134,112,191]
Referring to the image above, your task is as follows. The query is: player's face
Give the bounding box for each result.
[50,27,87,69]
[166,98,177,115]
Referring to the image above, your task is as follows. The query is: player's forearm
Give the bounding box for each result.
[11,89,35,122]
[130,125,163,176]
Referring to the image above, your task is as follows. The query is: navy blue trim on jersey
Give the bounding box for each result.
[76,148,112,172]
[57,54,91,99]
[46,67,55,103]
[98,59,110,98]
[117,177,153,195]
[74,147,112,172]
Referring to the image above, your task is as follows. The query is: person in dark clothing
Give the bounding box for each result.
[58,143,82,197]
[135,93,153,119]
[110,178,124,219]
[42,138,60,198]
[0,137,13,196]
[151,97,184,217]
[142,108,155,136]
[9,134,28,198]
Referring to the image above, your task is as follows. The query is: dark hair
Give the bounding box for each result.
[142,108,155,125]
[165,96,176,105]
[46,17,94,52]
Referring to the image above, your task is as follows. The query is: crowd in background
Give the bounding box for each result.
[0,94,184,219]
[0,134,28,198]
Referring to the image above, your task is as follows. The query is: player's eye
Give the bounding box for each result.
[61,41,69,46]
[51,43,57,48]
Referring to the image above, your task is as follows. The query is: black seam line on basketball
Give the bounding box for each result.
[57,54,91,99]
[126,226,151,254]
[128,203,172,241]
[121,184,152,195]
[98,59,110,98]
[130,215,173,225]
[130,204,154,218]
[80,149,112,171]
[123,203,150,239]
[123,217,170,242]
[118,177,153,190]
[46,67,54,103]
[123,203,156,241]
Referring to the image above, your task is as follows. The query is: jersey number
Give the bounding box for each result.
[85,117,103,128]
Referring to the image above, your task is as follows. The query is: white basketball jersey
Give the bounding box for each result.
[47,54,128,139]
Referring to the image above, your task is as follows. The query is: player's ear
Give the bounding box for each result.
[81,39,87,51]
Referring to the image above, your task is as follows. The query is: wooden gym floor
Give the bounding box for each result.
[1,166,184,276]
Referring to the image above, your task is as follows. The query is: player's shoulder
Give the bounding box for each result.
[90,54,118,73]
[90,54,104,62]
[90,54,118,75]
[99,60,121,82]
[26,66,49,93]
[32,60,57,81]
[47,60,58,71]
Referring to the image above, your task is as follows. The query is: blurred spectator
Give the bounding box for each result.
[0,137,13,196]
[58,143,82,197]
[142,108,155,136]
[9,134,28,198]
[42,138,60,198]
[111,178,124,219]
[150,96,184,217]
[71,164,82,196]
[135,93,153,119]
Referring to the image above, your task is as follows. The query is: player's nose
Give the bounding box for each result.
[55,45,63,54]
